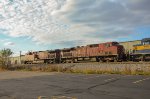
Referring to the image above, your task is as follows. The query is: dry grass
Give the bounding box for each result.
[0,65,9,71]
[69,64,150,75]
[7,65,65,73]
[0,68,6,71]
[1,64,150,75]
[71,68,150,75]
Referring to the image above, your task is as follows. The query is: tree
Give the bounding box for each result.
[0,48,13,67]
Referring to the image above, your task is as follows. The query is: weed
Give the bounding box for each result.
[1,64,150,75]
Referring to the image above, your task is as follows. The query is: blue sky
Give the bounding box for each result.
[0,0,150,55]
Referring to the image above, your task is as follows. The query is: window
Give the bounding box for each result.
[112,42,118,46]
[143,41,150,45]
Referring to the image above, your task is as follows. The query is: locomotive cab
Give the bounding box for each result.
[112,42,119,46]
[24,52,39,64]
[142,38,150,45]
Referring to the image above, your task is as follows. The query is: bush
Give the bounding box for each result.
[0,48,13,70]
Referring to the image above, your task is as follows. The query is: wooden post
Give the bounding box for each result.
[20,51,21,64]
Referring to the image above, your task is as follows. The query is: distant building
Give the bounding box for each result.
[119,40,141,54]
[10,55,25,64]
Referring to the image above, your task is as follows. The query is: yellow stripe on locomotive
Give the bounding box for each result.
[133,45,150,51]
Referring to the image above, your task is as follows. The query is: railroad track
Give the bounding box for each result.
[76,61,150,64]
[12,61,150,67]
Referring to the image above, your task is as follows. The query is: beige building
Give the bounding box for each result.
[10,55,25,64]
[119,40,141,54]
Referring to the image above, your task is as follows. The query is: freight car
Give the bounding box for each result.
[131,38,150,61]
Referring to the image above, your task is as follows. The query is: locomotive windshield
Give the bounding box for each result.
[142,38,150,45]
[88,44,99,47]
[112,42,119,46]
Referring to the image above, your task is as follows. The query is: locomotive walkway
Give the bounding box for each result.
[0,71,150,99]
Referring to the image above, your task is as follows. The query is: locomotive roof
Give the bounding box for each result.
[104,41,118,43]
[61,47,76,51]
[87,42,118,46]
[87,44,99,46]
[142,38,150,42]
[87,44,99,47]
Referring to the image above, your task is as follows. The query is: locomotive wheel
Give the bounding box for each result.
[96,57,100,62]
[99,58,104,62]
[114,59,117,62]
[71,61,74,63]
[106,60,110,63]
[73,59,78,63]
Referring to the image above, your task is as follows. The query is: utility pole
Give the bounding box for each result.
[20,51,21,64]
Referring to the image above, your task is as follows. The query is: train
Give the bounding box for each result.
[10,38,150,64]
[23,41,125,64]
[131,38,150,61]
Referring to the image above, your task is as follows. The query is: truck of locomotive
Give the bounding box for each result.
[24,42,125,64]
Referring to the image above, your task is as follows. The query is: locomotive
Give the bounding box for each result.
[23,41,125,64]
[131,38,150,61]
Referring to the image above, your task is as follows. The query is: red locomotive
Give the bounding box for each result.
[24,42,125,64]
[75,42,124,62]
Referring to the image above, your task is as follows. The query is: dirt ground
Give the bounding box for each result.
[0,71,56,80]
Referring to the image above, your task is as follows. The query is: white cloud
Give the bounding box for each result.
[12,50,27,57]
[4,41,15,46]
[0,39,9,42]
[0,0,150,47]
